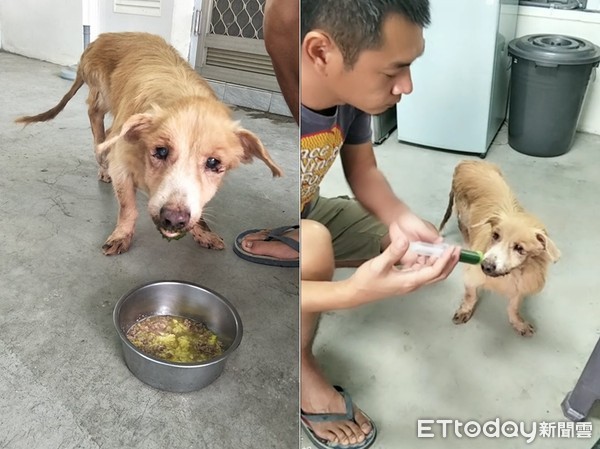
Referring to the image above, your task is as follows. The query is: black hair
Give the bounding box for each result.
[301,0,430,67]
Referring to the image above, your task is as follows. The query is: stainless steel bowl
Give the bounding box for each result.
[113,281,243,393]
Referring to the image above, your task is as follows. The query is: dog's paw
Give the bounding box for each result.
[102,234,132,255]
[452,309,474,324]
[98,167,112,183]
[512,321,535,337]
[192,231,225,250]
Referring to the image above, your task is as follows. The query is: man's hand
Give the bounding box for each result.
[344,222,460,307]
[394,209,442,244]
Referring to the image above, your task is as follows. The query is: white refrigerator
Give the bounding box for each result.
[396,0,519,157]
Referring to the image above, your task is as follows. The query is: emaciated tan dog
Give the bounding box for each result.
[16,32,283,255]
[439,160,560,336]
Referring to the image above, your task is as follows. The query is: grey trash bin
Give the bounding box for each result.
[507,34,600,157]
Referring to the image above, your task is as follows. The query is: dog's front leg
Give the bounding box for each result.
[102,177,138,255]
[453,266,486,324]
[507,295,534,337]
[190,218,225,250]
[452,283,480,324]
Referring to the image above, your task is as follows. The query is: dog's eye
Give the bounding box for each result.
[153,147,169,160]
[492,232,500,241]
[514,244,526,255]
[205,157,221,172]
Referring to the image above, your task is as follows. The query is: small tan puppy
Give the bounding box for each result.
[439,161,560,336]
[16,32,282,255]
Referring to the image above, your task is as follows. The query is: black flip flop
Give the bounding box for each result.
[301,385,377,449]
[233,225,299,268]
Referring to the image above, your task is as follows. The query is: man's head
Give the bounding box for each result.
[301,0,430,114]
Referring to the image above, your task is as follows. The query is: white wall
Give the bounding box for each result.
[0,0,83,65]
[516,6,600,135]
[170,0,195,61]
[94,0,174,40]
[0,0,195,65]
[92,0,194,60]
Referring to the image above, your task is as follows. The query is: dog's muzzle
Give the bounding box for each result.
[156,206,191,240]
[480,259,510,277]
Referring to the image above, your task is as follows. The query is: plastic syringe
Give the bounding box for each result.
[408,241,484,265]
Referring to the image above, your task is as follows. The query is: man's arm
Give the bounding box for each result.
[302,279,358,313]
[263,0,299,124]
[340,141,409,226]
[301,219,459,314]
[340,141,441,244]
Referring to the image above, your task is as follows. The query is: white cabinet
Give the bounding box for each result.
[396,0,519,156]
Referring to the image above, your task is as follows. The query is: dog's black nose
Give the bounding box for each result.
[160,207,190,230]
[481,260,496,275]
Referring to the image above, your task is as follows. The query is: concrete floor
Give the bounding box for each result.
[303,125,600,448]
[0,52,299,449]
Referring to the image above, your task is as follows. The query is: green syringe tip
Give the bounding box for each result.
[459,249,484,265]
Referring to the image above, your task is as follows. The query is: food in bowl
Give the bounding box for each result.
[126,315,223,363]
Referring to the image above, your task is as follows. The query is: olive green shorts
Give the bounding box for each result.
[305,195,388,262]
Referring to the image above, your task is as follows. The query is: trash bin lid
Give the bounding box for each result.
[508,34,600,65]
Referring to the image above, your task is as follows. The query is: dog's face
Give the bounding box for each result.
[102,98,283,239]
[480,215,560,277]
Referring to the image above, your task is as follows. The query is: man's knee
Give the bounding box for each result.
[301,219,334,281]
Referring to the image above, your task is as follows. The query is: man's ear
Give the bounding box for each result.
[97,113,155,155]
[236,128,283,177]
[303,30,338,74]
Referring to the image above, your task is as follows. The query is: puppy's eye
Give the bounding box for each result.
[492,232,500,241]
[205,157,221,172]
[514,244,526,255]
[153,147,169,160]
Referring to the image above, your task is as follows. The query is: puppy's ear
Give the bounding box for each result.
[536,231,561,263]
[97,114,155,154]
[236,128,284,177]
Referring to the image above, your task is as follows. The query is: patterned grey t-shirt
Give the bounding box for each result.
[301,104,372,211]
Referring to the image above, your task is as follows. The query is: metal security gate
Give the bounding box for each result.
[196,0,279,92]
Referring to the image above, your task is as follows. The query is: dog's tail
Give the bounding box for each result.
[15,69,85,125]
[439,190,454,232]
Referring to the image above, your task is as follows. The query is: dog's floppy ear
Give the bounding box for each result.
[97,113,155,155]
[236,128,284,177]
[536,231,561,263]
[472,214,501,229]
